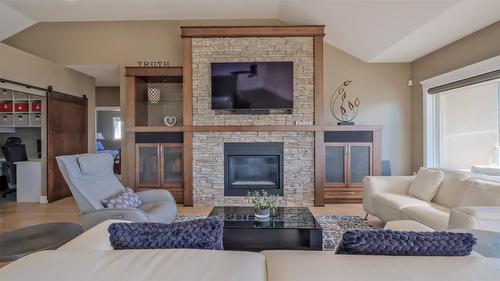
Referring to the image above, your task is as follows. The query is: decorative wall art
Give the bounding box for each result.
[163,115,177,127]
[330,81,360,125]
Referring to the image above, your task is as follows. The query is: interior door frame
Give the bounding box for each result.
[95,106,121,141]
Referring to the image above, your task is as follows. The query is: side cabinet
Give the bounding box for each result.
[136,143,184,202]
[323,130,380,203]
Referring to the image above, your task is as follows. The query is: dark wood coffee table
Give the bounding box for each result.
[209,206,322,251]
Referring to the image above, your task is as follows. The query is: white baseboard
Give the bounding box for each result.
[40,196,48,204]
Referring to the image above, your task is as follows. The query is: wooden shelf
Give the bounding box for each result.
[126,125,384,133]
[125,67,183,77]
[324,125,383,132]
[186,125,320,132]
[126,126,184,132]
[181,25,326,38]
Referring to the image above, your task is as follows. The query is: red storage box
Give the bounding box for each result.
[14,102,29,112]
[31,102,41,112]
[0,101,13,112]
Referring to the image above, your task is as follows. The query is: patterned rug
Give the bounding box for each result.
[174,214,372,251]
[316,215,372,251]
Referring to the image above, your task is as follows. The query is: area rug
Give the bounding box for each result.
[174,215,372,251]
[316,215,372,251]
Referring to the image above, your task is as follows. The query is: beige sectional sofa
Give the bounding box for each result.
[363,170,500,231]
[1,220,499,281]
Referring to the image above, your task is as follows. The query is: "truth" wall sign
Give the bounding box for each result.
[137,61,170,67]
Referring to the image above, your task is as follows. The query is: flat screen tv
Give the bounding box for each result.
[211,62,293,110]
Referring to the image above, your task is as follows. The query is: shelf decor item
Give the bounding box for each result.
[247,190,278,220]
[330,80,360,125]
[163,115,177,127]
[147,88,161,104]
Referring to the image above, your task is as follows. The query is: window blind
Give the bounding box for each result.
[428,69,500,94]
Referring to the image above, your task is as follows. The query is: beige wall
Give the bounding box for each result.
[96,86,120,107]
[0,42,96,152]
[0,42,96,197]
[410,21,500,172]
[324,43,411,175]
[3,20,413,176]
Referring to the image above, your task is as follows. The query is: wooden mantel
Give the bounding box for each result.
[181,25,325,38]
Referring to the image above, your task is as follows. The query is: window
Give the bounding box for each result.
[426,80,500,169]
[113,117,122,140]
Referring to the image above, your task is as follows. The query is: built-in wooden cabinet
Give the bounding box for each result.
[323,129,380,203]
[125,67,187,204]
[136,143,183,202]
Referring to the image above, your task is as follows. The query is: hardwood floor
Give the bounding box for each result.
[0,197,382,233]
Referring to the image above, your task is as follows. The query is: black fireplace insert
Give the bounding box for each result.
[224,142,284,196]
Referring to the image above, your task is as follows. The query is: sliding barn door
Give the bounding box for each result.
[47,92,88,202]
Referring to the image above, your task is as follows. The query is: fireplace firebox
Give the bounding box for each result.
[224,142,284,196]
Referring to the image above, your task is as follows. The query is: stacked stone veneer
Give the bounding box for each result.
[193,132,315,206]
[191,37,315,206]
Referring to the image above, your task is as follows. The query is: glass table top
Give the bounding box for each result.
[208,206,322,230]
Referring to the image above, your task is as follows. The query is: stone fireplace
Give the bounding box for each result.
[224,142,284,196]
[191,35,315,207]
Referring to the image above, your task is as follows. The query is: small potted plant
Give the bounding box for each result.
[247,190,278,219]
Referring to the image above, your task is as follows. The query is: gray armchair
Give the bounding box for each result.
[56,153,177,230]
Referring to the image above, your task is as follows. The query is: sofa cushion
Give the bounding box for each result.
[432,170,471,208]
[459,178,500,207]
[373,192,429,210]
[400,204,451,231]
[262,251,500,281]
[139,201,177,224]
[371,193,430,222]
[336,229,476,256]
[59,220,127,250]
[101,188,142,208]
[409,168,444,201]
[0,249,266,281]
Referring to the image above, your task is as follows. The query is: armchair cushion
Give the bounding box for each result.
[139,201,177,224]
[409,168,444,201]
[101,188,142,208]
[78,153,112,176]
[336,229,476,256]
[108,217,224,250]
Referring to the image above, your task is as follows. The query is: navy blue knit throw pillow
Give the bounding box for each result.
[336,229,476,256]
[108,217,224,250]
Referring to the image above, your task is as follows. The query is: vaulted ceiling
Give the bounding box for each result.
[1,0,499,62]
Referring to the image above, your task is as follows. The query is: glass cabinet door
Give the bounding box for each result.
[161,144,183,186]
[348,144,372,186]
[325,144,347,186]
[136,144,160,187]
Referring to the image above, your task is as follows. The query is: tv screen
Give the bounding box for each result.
[211,62,293,110]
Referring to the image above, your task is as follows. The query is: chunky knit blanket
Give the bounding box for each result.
[336,229,476,256]
[108,217,224,250]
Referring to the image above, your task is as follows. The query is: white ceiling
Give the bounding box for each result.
[66,64,120,86]
[1,0,499,63]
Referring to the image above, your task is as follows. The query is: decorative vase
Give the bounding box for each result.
[163,116,177,127]
[255,208,270,219]
[147,88,161,103]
